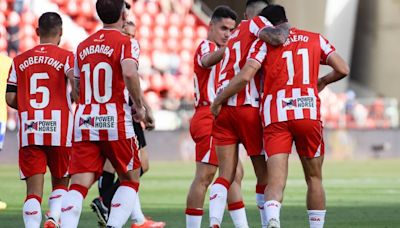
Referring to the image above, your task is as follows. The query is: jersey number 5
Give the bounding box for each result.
[282,48,310,85]
[82,62,113,104]
[30,73,50,109]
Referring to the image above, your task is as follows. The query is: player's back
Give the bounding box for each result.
[8,44,74,147]
[218,16,271,107]
[74,28,138,142]
[261,28,335,125]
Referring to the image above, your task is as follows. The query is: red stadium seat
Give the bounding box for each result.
[182,25,195,39]
[184,14,197,27]
[196,26,208,39]
[146,1,159,15]
[168,25,180,38]
[153,26,166,39]
[155,14,167,27]
[140,13,153,27]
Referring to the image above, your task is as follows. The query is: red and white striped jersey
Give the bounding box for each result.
[248,28,336,126]
[7,44,74,147]
[74,28,140,142]
[193,40,220,107]
[217,16,272,107]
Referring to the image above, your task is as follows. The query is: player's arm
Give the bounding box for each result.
[141,92,155,130]
[258,22,290,46]
[6,61,18,109]
[318,52,350,92]
[5,89,17,110]
[201,47,226,68]
[211,59,261,116]
[122,60,145,119]
[66,70,78,103]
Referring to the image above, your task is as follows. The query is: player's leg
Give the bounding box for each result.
[131,141,165,228]
[186,162,217,228]
[209,144,239,227]
[264,153,289,228]
[20,146,47,228]
[60,142,103,228]
[250,155,268,227]
[262,122,293,228]
[209,106,240,227]
[105,138,141,227]
[237,106,267,227]
[294,120,326,228]
[227,161,249,228]
[45,146,70,227]
[98,159,116,202]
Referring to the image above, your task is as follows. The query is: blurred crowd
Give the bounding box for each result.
[0,0,398,130]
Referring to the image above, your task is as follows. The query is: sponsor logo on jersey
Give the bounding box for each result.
[24,120,57,133]
[79,115,116,129]
[281,96,315,110]
[310,217,321,221]
[111,203,121,208]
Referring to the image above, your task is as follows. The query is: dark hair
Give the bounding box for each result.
[259,4,288,25]
[246,0,270,7]
[38,12,62,37]
[211,5,237,22]
[96,0,125,24]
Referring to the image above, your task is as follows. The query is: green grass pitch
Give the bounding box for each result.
[0,159,399,227]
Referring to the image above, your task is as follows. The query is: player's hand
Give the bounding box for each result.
[317,78,327,93]
[132,106,146,122]
[210,103,222,117]
[144,110,155,131]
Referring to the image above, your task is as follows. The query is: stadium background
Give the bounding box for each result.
[0,0,399,227]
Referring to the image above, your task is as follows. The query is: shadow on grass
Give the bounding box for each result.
[0,204,399,228]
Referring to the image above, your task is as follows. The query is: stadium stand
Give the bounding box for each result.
[0,0,398,130]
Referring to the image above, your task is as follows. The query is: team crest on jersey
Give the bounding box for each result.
[281,96,316,110]
[24,120,57,133]
[79,115,116,129]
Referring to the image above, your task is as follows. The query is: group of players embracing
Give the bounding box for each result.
[185,1,349,228]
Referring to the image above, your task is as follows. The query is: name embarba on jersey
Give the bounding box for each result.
[7,44,74,147]
[74,28,140,142]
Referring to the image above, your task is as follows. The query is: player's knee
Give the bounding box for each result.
[195,172,214,187]
[234,167,244,183]
[305,174,322,188]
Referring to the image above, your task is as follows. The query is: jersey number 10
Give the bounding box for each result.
[82,62,113,104]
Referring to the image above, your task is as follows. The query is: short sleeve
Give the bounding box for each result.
[121,38,140,65]
[7,60,17,86]
[64,52,74,76]
[249,16,273,37]
[73,53,80,79]
[247,39,267,65]
[319,35,336,64]
[196,40,217,68]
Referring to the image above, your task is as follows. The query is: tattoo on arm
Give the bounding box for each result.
[259,23,290,46]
